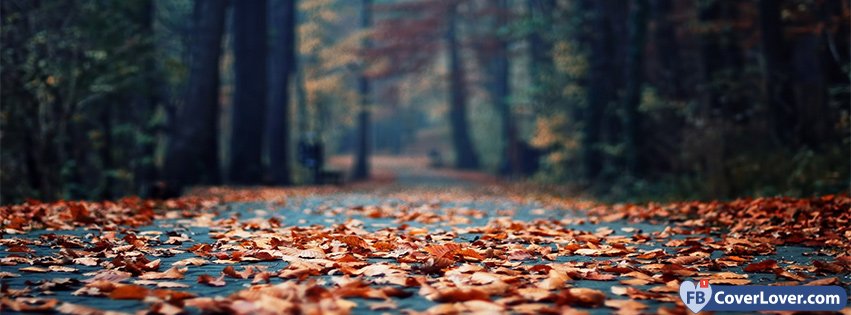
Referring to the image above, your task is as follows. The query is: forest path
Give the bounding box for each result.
[3,156,847,314]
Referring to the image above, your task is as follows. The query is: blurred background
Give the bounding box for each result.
[1,0,849,204]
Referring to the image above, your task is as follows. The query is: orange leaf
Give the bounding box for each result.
[433,288,489,303]
[743,260,778,273]
[108,285,149,300]
[197,274,226,287]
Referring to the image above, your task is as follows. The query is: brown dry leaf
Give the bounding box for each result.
[49,265,78,273]
[424,243,462,259]
[511,303,558,314]
[172,257,207,267]
[611,286,628,296]
[73,257,98,266]
[774,269,806,281]
[556,288,606,307]
[223,265,254,279]
[83,270,132,283]
[580,271,617,281]
[339,235,368,249]
[620,278,653,286]
[1,297,59,312]
[298,248,326,259]
[661,264,697,277]
[108,285,149,300]
[605,299,647,313]
[19,266,50,273]
[459,300,505,313]
[517,287,553,302]
[148,302,184,315]
[252,271,273,284]
[197,274,226,287]
[743,259,778,273]
[57,302,131,315]
[538,269,570,290]
[334,281,387,300]
[457,248,484,261]
[432,288,490,303]
[668,256,701,265]
[355,263,398,277]
[156,281,190,288]
[805,277,838,286]
[139,266,186,280]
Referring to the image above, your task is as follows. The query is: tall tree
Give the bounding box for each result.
[472,0,516,175]
[164,0,227,191]
[446,1,480,170]
[649,0,686,100]
[758,0,794,145]
[622,0,648,176]
[581,0,614,181]
[698,0,744,198]
[352,0,373,180]
[229,0,268,184]
[133,0,159,197]
[267,0,296,185]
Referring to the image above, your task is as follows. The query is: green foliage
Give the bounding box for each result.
[523,0,849,201]
[1,0,157,203]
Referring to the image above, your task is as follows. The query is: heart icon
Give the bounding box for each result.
[679,280,712,313]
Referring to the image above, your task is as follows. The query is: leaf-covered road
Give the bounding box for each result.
[2,157,849,314]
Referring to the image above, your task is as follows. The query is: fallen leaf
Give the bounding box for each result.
[197,274,226,287]
[108,285,149,300]
[805,277,838,286]
[139,267,186,280]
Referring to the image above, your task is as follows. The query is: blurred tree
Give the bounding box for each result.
[622,0,648,176]
[267,0,297,185]
[1,0,159,202]
[352,0,373,180]
[526,0,556,103]
[582,0,625,181]
[758,0,793,146]
[469,0,516,175]
[164,0,227,192]
[229,0,268,184]
[446,0,480,169]
[296,0,361,171]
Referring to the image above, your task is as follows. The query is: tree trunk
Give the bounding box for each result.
[790,31,827,148]
[134,0,159,196]
[446,2,479,170]
[493,0,516,176]
[698,0,739,198]
[758,0,794,145]
[229,0,269,184]
[582,0,614,181]
[164,0,227,192]
[650,0,684,99]
[623,0,648,176]
[352,0,373,180]
[267,0,296,185]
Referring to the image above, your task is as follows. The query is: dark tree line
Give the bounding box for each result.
[1,0,302,202]
[369,0,849,198]
[1,0,848,203]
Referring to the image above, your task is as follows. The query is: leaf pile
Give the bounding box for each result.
[1,187,849,314]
